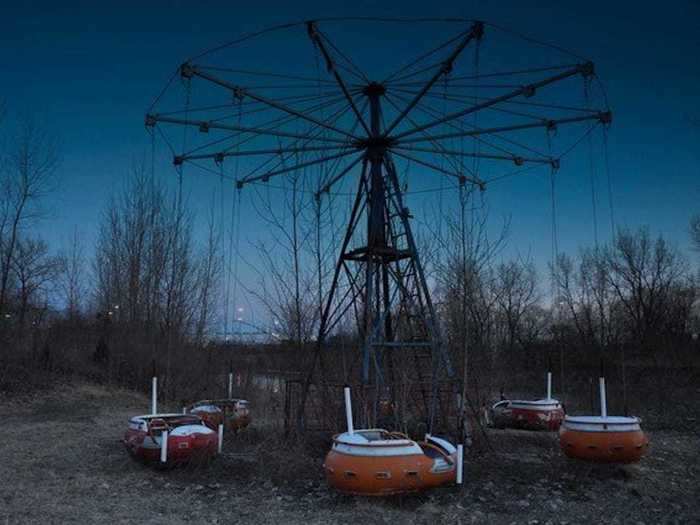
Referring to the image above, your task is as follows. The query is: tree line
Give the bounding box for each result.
[1,113,698,426]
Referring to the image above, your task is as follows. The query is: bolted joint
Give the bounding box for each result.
[550,158,561,170]
[579,61,595,78]
[522,85,536,98]
[459,175,467,187]
[214,153,224,164]
[306,20,318,40]
[599,111,613,125]
[473,20,485,40]
[233,86,245,102]
[199,122,210,133]
[478,181,486,192]
[362,82,386,97]
[145,114,156,127]
[173,155,184,166]
[236,180,244,190]
[546,120,558,133]
[180,62,195,79]
[513,156,524,166]
[261,174,270,183]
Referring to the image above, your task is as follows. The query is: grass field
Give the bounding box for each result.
[0,383,698,524]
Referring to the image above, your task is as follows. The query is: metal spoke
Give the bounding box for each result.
[383,27,476,84]
[390,149,484,186]
[183,144,356,162]
[396,112,610,145]
[148,114,350,144]
[392,63,593,140]
[237,149,360,186]
[382,91,470,176]
[387,89,551,159]
[307,21,371,136]
[184,64,362,140]
[393,145,554,166]
[196,65,339,84]
[383,21,483,136]
[317,153,366,195]
[314,25,370,83]
[240,92,363,182]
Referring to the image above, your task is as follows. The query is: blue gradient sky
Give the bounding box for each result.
[3,1,699,320]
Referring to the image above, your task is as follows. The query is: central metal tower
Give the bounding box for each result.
[317,79,453,390]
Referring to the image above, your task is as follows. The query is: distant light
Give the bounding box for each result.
[236,317,243,321]
[108,311,113,316]
[237,307,244,313]
[114,304,120,310]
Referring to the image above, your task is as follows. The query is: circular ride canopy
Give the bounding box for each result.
[147,18,610,201]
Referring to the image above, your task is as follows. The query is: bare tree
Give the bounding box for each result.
[494,258,539,351]
[193,202,222,345]
[0,118,59,316]
[92,166,220,393]
[606,228,688,347]
[58,228,85,320]
[245,171,320,344]
[9,236,59,335]
[690,214,700,252]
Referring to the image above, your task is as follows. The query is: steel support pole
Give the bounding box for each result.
[361,86,385,385]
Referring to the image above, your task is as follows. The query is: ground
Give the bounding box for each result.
[0,384,698,524]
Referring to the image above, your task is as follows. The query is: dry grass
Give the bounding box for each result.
[0,382,698,524]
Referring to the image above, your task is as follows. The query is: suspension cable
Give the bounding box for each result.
[228,97,243,339]
[546,127,564,404]
[602,123,616,237]
[584,75,599,248]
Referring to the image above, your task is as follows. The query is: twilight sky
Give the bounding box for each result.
[3,1,699,323]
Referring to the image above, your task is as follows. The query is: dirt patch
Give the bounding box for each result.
[0,383,698,524]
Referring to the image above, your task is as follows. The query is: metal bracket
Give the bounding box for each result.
[180,62,195,79]
[523,85,536,98]
[579,61,595,78]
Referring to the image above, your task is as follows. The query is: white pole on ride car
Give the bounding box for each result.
[160,430,168,463]
[151,376,158,415]
[547,371,552,400]
[344,386,354,435]
[228,373,233,399]
[218,423,224,454]
[599,377,607,418]
[456,444,464,485]
[599,358,607,418]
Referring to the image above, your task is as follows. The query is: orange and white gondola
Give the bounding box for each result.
[490,370,565,431]
[188,398,251,432]
[323,387,463,496]
[559,375,648,463]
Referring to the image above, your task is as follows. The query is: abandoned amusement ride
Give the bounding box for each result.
[125,17,646,492]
